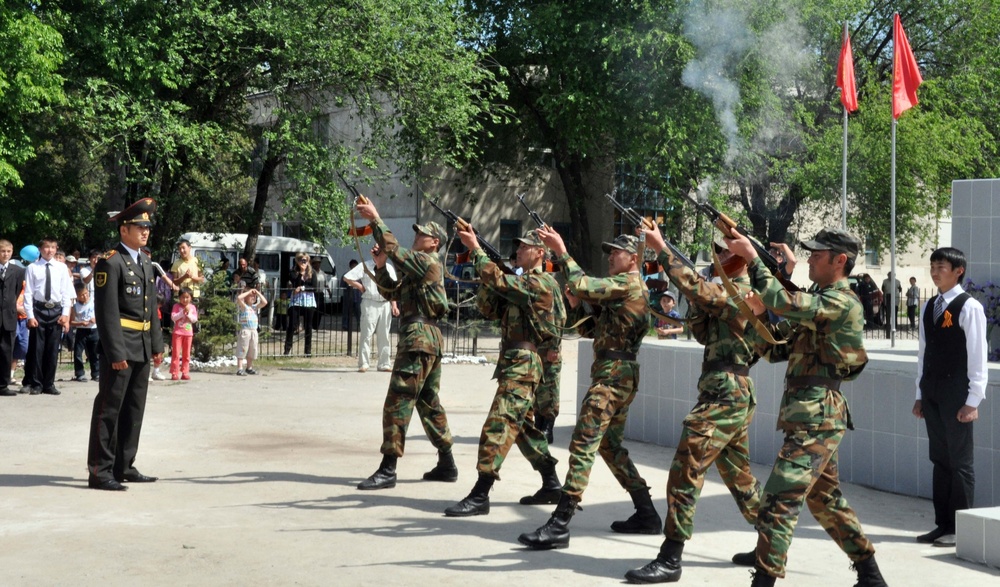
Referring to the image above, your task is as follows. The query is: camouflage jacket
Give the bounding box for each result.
[745,257,868,431]
[472,249,564,380]
[372,219,447,356]
[558,253,649,357]
[657,249,757,399]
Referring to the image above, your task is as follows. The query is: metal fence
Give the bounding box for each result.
[859,286,934,340]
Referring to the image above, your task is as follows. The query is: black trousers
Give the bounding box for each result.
[87,353,151,482]
[922,376,975,532]
[0,326,14,388]
[23,305,62,391]
[284,306,314,355]
[74,327,100,378]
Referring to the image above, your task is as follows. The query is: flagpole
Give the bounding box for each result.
[889,15,898,348]
[841,22,849,230]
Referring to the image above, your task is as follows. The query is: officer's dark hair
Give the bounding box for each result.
[930,247,966,278]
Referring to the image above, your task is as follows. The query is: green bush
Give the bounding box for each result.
[192,271,237,362]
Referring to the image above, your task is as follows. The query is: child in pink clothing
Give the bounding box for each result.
[170,288,198,380]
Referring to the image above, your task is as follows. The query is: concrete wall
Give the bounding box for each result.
[577,339,1000,507]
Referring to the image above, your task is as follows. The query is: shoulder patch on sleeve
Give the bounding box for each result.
[102,250,117,260]
[95,272,108,288]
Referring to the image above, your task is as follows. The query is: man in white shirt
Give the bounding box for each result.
[913,247,988,548]
[22,237,75,395]
[342,244,399,372]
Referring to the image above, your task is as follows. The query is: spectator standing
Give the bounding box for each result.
[284,253,317,356]
[273,291,289,331]
[342,244,399,372]
[0,239,25,396]
[906,276,920,330]
[859,274,878,328]
[913,247,987,548]
[12,245,36,389]
[235,288,267,376]
[71,282,100,382]
[311,257,328,329]
[232,256,257,290]
[654,291,684,339]
[170,239,205,300]
[79,249,100,297]
[86,198,163,491]
[170,288,198,380]
[881,272,902,330]
[22,237,74,395]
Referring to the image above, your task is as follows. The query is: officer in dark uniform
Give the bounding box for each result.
[87,198,164,491]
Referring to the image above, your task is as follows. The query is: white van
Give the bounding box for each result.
[176,232,336,298]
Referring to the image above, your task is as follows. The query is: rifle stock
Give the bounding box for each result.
[424,197,516,275]
[603,192,696,271]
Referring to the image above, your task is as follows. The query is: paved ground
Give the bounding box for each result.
[1,338,997,586]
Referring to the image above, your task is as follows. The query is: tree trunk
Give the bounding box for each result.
[552,151,594,271]
[244,153,282,261]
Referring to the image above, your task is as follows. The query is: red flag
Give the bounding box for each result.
[836,30,858,112]
[892,13,923,119]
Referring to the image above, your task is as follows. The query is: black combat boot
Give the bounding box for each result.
[611,487,662,534]
[444,474,494,517]
[519,462,562,505]
[852,555,889,587]
[517,493,578,549]
[357,454,397,490]
[750,567,777,587]
[732,548,757,566]
[422,449,459,482]
[624,538,684,584]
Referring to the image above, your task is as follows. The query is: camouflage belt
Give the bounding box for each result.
[400,315,437,328]
[785,375,842,391]
[595,349,637,362]
[505,341,538,353]
[702,360,750,376]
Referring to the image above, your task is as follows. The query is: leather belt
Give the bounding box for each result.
[703,361,750,377]
[35,301,58,309]
[120,318,151,331]
[595,349,637,362]
[400,315,437,328]
[505,341,538,353]
[786,375,842,391]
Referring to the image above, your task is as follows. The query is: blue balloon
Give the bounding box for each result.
[19,244,39,263]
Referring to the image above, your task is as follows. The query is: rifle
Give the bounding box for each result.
[678,191,799,292]
[516,193,546,228]
[424,197,516,275]
[603,192,696,272]
[339,173,373,236]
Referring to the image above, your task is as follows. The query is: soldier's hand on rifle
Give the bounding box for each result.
[723,232,758,261]
[564,284,580,309]
[769,242,797,272]
[456,224,479,250]
[536,226,567,257]
[356,201,379,222]
[637,223,666,254]
[743,290,766,316]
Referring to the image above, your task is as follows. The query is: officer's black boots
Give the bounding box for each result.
[423,450,459,482]
[444,473,494,517]
[731,549,757,566]
[611,487,662,534]
[852,555,889,587]
[749,567,777,587]
[358,454,397,490]
[518,493,578,549]
[519,462,562,505]
[623,538,684,584]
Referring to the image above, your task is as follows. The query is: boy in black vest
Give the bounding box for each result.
[913,247,987,547]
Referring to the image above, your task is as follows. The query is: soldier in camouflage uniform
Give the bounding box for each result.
[532,305,564,445]
[444,229,565,516]
[726,228,888,587]
[624,225,763,583]
[518,228,653,551]
[355,201,457,491]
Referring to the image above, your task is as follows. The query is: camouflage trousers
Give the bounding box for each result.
[380,350,453,458]
[755,428,875,578]
[562,360,647,502]
[533,355,562,421]
[665,396,761,542]
[477,354,556,478]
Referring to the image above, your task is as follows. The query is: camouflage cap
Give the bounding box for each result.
[601,234,639,255]
[412,221,446,250]
[801,227,861,260]
[513,229,545,248]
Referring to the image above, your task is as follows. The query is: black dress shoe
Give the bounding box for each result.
[88,478,128,491]
[120,472,158,483]
[0,387,16,396]
[916,526,950,544]
[41,387,61,395]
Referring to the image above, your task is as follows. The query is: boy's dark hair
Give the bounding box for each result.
[74,282,87,294]
[176,238,191,248]
[40,237,58,247]
[930,247,967,277]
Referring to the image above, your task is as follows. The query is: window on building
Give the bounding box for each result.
[864,236,880,266]
[551,222,573,253]
[499,219,522,258]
